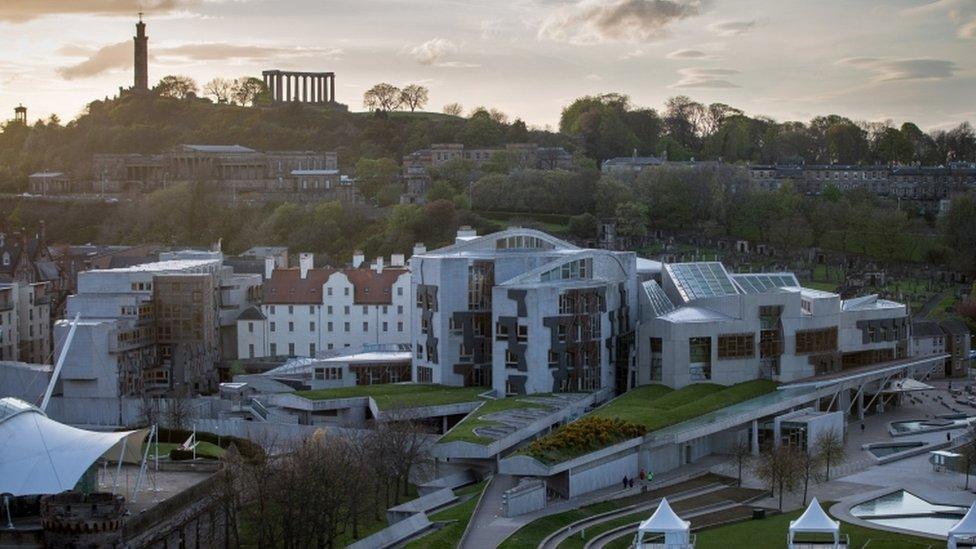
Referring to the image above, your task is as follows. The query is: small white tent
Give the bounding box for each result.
[789,498,841,548]
[948,501,976,549]
[0,397,137,496]
[635,497,692,548]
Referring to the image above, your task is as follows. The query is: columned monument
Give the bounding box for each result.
[261,70,336,104]
[133,13,149,92]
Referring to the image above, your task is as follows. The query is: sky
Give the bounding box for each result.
[1,0,974,131]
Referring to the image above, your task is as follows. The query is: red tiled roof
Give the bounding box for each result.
[345,268,408,305]
[263,268,335,304]
[262,267,407,305]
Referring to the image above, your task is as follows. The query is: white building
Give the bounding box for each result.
[236,253,412,360]
[0,281,51,364]
[638,263,911,388]
[411,227,638,395]
[55,257,223,399]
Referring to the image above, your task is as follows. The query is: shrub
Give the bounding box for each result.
[526,416,647,463]
[169,448,194,461]
[157,428,264,461]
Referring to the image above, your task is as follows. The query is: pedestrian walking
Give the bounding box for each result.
[622,476,628,489]
[628,478,634,489]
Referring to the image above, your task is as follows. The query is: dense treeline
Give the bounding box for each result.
[560,94,976,165]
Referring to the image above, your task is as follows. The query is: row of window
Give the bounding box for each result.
[267,320,405,333]
[268,304,406,315]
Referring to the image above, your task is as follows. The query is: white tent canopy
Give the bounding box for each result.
[636,497,692,548]
[789,498,841,548]
[0,397,137,496]
[948,501,976,549]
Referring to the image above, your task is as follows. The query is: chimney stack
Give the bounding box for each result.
[391,253,405,267]
[352,250,365,269]
[264,256,275,280]
[412,243,426,256]
[373,256,384,273]
[455,226,477,244]
[299,253,313,279]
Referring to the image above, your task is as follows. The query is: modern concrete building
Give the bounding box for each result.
[0,281,51,363]
[637,264,911,388]
[410,227,638,395]
[55,256,223,398]
[236,253,412,359]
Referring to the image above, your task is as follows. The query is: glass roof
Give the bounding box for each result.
[666,262,740,302]
[732,273,800,294]
[643,280,676,317]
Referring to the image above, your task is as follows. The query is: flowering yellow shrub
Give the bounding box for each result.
[526,416,647,463]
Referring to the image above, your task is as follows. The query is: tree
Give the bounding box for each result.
[614,201,648,237]
[203,77,234,104]
[442,102,464,116]
[231,77,267,106]
[730,437,752,487]
[814,428,846,482]
[155,75,199,99]
[961,424,976,490]
[363,83,402,111]
[568,212,598,239]
[755,444,804,510]
[940,193,976,273]
[355,157,400,201]
[799,447,825,506]
[399,84,429,112]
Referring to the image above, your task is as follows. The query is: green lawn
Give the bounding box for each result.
[498,501,620,549]
[144,441,225,459]
[438,396,553,445]
[293,383,487,410]
[695,507,937,549]
[589,380,778,432]
[403,481,487,549]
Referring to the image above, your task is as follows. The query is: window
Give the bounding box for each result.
[309,305,315,314]
[505,350,518,367]
[416,344,424,359]
[397,287,403,296]
[288,342,295,356]
[270,343,277,356]
[248,343,254,358]
[288,321,294,332]
[327,305,333,314]
[327,287,333,296]
[344,322,350,332]
[344,287,350,296]
[270,322,276,332]
[398,321,403,332]
[795,327,837,354]
[344,306,350,315]
[270,305,276,315]
[397,305,403,314]
[328,322,333,331]
[288,305,294,315]
[496,322,509,340]
[248,322,254,333]
[310,321,315,331]
[382,306,388,314]
[383,321,388,332]
[417,365,433,383]
[689,337,711,363]
[650,338,663,381]
[310,343,316,356]
[363,321,368,331]
[717,333,755,360]
[363,306,368,315]
[517,324,528,341]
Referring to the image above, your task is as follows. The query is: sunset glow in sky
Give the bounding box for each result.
[1,0,974,129]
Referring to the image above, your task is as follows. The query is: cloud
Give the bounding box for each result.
[666,48,710,59]
[538,0,703,44]
[57,41,132,80]
[707,19,756,36]
[958,16,976,38]
[901,0,976,40]
[836,57,958,81]
[0,0,199,22]
[405,38,477,67]
[56,40,343,79]
[672,67,739,88]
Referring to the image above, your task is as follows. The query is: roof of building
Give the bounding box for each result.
[941,319,971,337]
[241,246,288,257]
[732,272,800,294]
[799,287,840,300]
[290,169,339,176]
[912,320,945,338]
[665,262,740,302]
[643,280,676,318]
[263,267,408,305]
[602,156,665,168]
[636,257,663,274]
[95,258,219,273]
[658,305,734,324]
[418,227,579,258]
[238,306,266,321]
[840,294,902,311]
[179,144,255,154]
[28,172,65,178]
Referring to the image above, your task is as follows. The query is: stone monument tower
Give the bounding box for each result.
[133,13,148,91]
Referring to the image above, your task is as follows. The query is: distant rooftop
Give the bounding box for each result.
[95,258,219,273]
[841,294,902,311]
[179,144,255,154]
[665,262,740,302]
